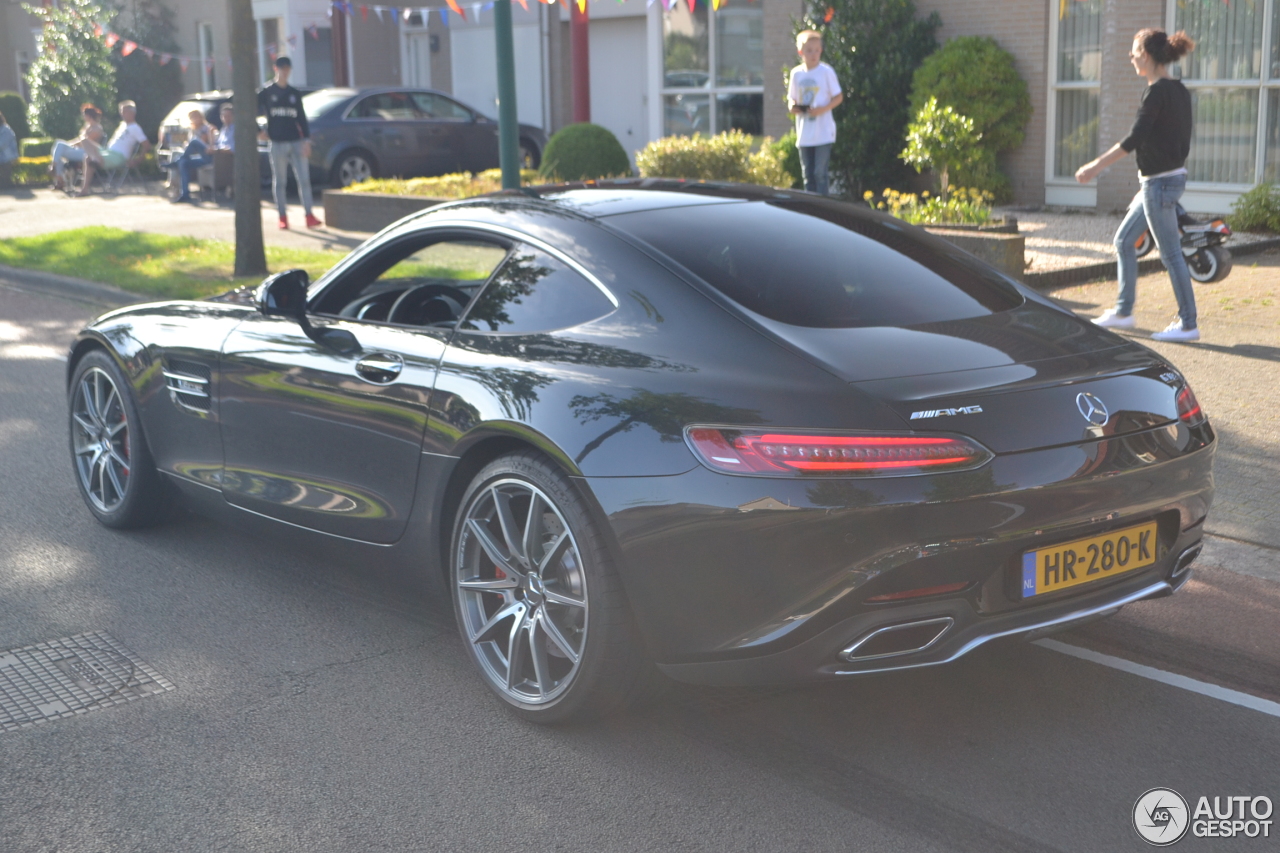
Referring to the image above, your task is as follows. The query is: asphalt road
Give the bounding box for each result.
[1,279,1278,852]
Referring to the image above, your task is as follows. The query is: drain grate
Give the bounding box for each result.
[0,632,174,733]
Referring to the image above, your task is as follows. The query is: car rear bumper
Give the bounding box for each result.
[654,548,1197,686]
[585,421,1215,685]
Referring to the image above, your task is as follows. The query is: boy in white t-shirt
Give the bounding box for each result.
[788,30,843,195]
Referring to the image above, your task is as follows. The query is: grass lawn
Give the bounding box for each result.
[0,226,347,301]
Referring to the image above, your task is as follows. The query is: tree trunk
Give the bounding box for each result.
[230,0,267,277]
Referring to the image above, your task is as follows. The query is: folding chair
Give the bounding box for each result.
[105,157,148,194]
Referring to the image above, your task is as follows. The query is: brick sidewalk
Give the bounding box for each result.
[1051,254,1280,548]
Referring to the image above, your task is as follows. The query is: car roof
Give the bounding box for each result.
[460,180,826,218]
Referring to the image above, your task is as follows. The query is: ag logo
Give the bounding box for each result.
[1134,788,1190,846]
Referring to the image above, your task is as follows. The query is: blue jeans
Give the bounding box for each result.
[799,143,833,195]
[51,140,86,179]
[173,139,212,199]
[1113,173,1197,330]
[269,139,313,218]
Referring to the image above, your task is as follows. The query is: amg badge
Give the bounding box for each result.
[910,406,984,420]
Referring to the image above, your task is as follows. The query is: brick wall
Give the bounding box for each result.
[913,0,1050,207]
[762,0,804,140]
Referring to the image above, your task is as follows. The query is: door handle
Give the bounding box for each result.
[355,353,404,384]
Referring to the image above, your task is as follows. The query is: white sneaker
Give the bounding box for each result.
[1150,319,1201,342]
[1092,309,1136,329]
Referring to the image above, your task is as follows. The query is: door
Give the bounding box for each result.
[589,17,648,168]
[218,232,512,543]
[346,92,422,177]
[405,32,432,88]
[412,92,497,175]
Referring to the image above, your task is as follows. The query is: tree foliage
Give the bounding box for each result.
[908,36,1031,199]
[900,97,982,199]
[796,0,939,196]
[23,0,117,140]
[113,0,184,142]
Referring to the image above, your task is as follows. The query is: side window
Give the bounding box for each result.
[321,237,510,327]
[458,245,615,334]
[351,92,422,121]
[413,92,472,121]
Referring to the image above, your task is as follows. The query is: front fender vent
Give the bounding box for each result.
[164,359,211,413]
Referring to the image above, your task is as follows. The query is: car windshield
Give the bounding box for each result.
[303,89,356,117]
[609,200,1024,329]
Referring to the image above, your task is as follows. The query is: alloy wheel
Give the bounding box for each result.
[71,366,132,513]
[338,155,372,186]
[455,478,588,705]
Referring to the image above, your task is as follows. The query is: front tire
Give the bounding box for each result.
[450,451,650,722]
[519,140,540,170]
[68,350,170,528]
[1134,230,1154,258]
[1187,245,1232,283]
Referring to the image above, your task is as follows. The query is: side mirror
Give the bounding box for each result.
[256,269,361,355]
[257,268,310,318]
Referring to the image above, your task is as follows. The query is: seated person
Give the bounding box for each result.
[215,103,235,152]
[50,104,104,191]
[78,100,150,196]
[170,109,216,203]
[0,110,17,188]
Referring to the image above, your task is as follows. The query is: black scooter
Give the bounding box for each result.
[1133,208,1233,283]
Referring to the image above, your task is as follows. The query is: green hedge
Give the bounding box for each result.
[10,156,52,186]
[0,92,29,141]
[1229,183,1280,232]
[540,123,632,181]
[21,137,53,158]
[635,130,791,187]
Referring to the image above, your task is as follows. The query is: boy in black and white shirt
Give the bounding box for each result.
[258,56,321,229]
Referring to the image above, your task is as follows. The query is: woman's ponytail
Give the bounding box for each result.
[1136,28,1195,66]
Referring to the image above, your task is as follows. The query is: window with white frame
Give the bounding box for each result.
[1171,0,1268,186]
[198,22,217,91]
[661,0,763,137]
[1049,0,1101,181]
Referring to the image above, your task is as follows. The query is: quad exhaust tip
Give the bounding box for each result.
[840,617,954,663]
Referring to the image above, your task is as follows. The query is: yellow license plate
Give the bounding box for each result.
[1021,521,1158,598]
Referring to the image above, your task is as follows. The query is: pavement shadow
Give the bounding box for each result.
[1152,339,1280,362]
[0,186,37,200]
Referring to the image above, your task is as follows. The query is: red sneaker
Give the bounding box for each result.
[305,213,323,229]
[278,216,289,230]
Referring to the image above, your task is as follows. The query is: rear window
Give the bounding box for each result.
[609,200,1022,328]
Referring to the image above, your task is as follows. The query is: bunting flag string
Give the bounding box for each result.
[42,0,727,85]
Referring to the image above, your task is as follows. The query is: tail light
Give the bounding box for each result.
[685,427,992,477]
[1210,219,1232,236]
[1176,384,1206,426]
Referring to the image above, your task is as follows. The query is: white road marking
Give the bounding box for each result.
[1035,638,1280,720]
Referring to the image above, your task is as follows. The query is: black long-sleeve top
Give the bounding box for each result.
[258,83,310,142]
[1120,77,1192,177]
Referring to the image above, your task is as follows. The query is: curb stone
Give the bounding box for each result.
[0,264,147,309]
[1024,236,1280,291]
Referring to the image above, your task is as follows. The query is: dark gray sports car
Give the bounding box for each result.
[67,181,1215,722]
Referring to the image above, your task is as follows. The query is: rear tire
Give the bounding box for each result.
[519,140,540,171]
[1134,230,1154,258]
[450,451,652,723]
[68,350,171,529]
[1187,245,1232,283]
[331,150,376,187]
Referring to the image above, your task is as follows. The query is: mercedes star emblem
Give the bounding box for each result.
[1076,392,1109,426]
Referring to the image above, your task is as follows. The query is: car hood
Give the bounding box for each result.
[757,303,1183,453]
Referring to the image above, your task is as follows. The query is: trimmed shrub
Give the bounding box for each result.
[540,123,632,181]
[636,131,792,187]
[0,92,30,141]
[345,169,541,198]
[863,186,994,226]
[909,36,1031,200]
[900,97,983,199]
[1229,183,1280,233]
[767,131,803,189]
[21,137,53,158]
[11,156,52,186]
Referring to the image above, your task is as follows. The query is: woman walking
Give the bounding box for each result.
[1075,29,1199,342]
